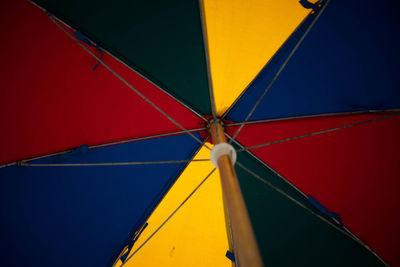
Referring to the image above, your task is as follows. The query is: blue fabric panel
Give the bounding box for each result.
[226,0,400,122]
[0,134,201,267]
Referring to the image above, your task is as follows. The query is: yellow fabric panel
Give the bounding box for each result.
[202,0,312,115]
[118,145,231,267]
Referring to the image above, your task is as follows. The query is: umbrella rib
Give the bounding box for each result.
[198,0,223,143]
[199,0,218,121]
[235,161,345,231]
[234,161,388,265]
[120,167,216,266]
[30,1,208,123]
[228,0,330,142]
[237,112,400,151]
[49,15,210,150]
[112,135,209,265]
[218,4,313,122]
[223,109,400,127]
[90,127,207,149]
[228,134,388,266]
[20,159,210,167]
[225,133,308,199]
[0,128,207,169]
[20,135,211,167]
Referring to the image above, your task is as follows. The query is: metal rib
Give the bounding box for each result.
[20,159,210,167]
[48,15,210,150]
[224,109,400,127]
[219,6,317,121]
[90,128,207,149]
[111,136,208,266]
[225,133,308,199]
[235,161,388,266]
[228,0,331,142]
[198,0,218,121]
[238,112,400,151]
[0,128,207,169]
[29,0,208,123]
[198,0,221,143]
[228,134,388,266]
[120,168,216,266]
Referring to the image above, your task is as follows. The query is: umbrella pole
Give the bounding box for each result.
[210,121,263,267]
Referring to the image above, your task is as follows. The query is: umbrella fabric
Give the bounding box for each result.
[0,1,205,266]
[226,0,400,120]
[1,0,400,266]
[224,0,400,264]
[201,0,312,115]
[117,146,230,267]
[0,134,201,267]
[231,112,400,266]
[0,0,205,165]
[29,0,212,115]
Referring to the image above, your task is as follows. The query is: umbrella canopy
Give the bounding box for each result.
[1,0,399,266]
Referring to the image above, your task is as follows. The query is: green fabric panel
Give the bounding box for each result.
[33,0,211,115]
[235,150,384,267]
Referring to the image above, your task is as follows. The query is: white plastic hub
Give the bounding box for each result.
[210,142,237,168]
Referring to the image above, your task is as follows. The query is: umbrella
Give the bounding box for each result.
[1,0,399,266]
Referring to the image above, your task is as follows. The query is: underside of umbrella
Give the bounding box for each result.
[1,0,399,266]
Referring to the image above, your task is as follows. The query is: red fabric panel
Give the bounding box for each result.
[0,1,205,164]
[233,112,400,266]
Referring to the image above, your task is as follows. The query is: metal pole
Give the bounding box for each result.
[209,121,263,267]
